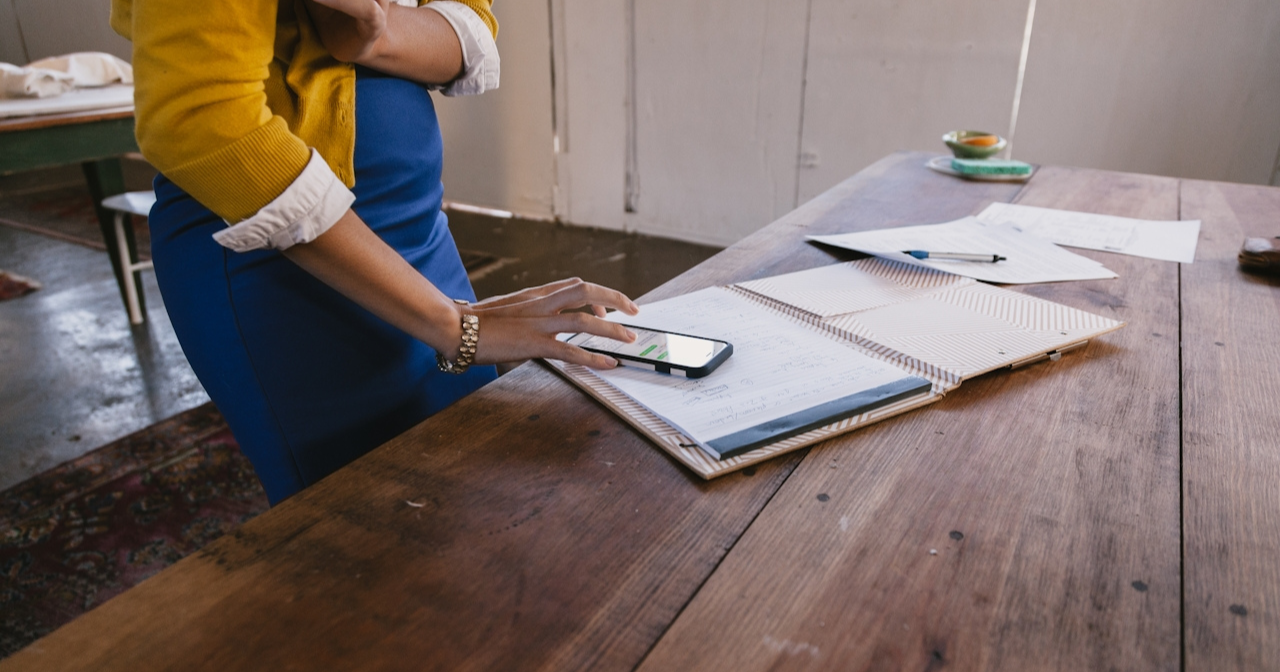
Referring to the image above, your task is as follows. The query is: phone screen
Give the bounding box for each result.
[567,328,728,368]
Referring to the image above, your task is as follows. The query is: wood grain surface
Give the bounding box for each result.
[637,166,1183,671]
[0,152,1022,672]
[3,153,1273,671]
[0,106,133,133]
[1180,180,1280,670]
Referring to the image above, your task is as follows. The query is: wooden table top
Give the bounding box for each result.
[6,152,1277,671]
[0,106,133,133]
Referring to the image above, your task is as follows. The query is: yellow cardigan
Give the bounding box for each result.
[110,0,496,223]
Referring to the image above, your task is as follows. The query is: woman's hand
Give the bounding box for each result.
[285,211,637,372]
[467,278,641,369]
[305,0,391,64]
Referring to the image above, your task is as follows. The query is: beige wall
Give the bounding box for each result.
[434,0,557,218]
[5,0,129,63]
[437,0,1280,246]
[6,0,1278,242]
[1015,0,1280,187]
[1,0,27,64]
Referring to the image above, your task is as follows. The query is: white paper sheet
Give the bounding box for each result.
[977,202,1201,263]
[590,287,921,447]
[807,217,1117,284]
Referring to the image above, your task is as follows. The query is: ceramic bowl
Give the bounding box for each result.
[943,130,1007,159]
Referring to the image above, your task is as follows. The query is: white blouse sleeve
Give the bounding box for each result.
[421,0,500,97]
[211,149,355,252]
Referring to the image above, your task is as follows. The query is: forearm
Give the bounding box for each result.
[355,5,464,84]
[282,208,464,356]
[282,209,642,369]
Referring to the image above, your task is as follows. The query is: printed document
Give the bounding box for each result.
[808,217,1117,284]
[976,202,1200,263]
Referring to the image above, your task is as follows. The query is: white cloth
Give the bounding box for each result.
[0,63,73,99]
[212,150,356,252]
[422,1,500,96]
[1,52,132,99]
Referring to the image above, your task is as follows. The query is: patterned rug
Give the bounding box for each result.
[0,270,41,302]
[0,402,267,659]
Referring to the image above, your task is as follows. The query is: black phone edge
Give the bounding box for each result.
[576,325,733,378]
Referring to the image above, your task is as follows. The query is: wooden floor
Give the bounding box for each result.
[3,152,1276,671]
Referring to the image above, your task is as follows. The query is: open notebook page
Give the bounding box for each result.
[591,287,931,458]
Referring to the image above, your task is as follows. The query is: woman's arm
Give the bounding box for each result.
[305,0,469,85]
[284,209,640,368]
[130,0,313,222]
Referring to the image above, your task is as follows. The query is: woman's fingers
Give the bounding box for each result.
[470,311,633,369]
[545,312,636,343]
[552,341,620,370]
[471,278,586,310]
[546,281,639,315]
[477,280,638,318]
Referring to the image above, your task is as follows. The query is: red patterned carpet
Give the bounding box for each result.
[0,403,268,658]
[0,270,40,302]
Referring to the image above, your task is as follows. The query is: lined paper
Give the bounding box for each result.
[808,217,1117,284]
[593,288,925,450]
[977,202,1201,263]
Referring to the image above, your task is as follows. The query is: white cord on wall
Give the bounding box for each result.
[1005,0,1037,161]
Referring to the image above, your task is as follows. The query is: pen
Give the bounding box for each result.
[904,250,1007,263]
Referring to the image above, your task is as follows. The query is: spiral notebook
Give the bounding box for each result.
[545,257,1124,479]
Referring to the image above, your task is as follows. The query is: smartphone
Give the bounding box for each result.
[565,326,733,378]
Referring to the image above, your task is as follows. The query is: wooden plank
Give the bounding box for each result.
[0,116,138,175]
[638,165,1182,670]
[0,107,133,132]
[1180,179,1280,670]
[0,152,1024,671]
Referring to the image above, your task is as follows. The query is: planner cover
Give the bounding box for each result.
[546,257,1124,479]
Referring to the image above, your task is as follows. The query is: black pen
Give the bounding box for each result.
[904,250,1007,263]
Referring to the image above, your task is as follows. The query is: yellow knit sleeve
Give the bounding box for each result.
[129,0,312,223]
[425,0,498,38]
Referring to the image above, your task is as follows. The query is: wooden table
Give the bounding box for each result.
[0,106,145,317]
[6,152,1277,671]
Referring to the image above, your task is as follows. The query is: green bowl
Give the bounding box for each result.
[943,130,1007,159]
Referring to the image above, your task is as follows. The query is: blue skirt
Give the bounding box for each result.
[149,67,497,504]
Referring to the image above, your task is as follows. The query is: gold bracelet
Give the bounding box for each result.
[436,299,479,374]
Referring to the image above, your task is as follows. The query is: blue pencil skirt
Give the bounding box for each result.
[149,67,497,504]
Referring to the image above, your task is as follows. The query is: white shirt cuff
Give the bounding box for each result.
[211,149,355,252]
[423,1,500,96]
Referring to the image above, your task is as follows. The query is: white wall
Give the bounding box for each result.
[6,0,1278,241]
[0,0,27,64]
[795,0,1028,204]
[433,0,1280,247]
[434,0,557,218]
[1014,0,1280,187]
[6,0,130,62]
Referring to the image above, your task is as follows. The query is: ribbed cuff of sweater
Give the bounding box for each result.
[211,149,355,252]
[163,116,313,223]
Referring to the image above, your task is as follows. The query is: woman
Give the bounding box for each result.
[112,0,639,503]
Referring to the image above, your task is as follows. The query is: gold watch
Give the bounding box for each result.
[436,299,479,374]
